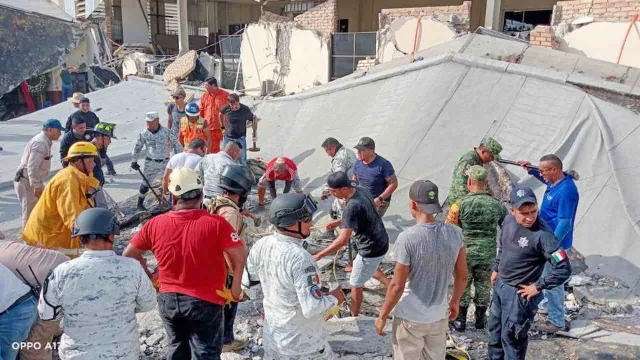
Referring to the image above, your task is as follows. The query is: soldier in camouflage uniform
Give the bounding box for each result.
[446,137,503,209]
[446,165,506,331]
[131,111,183,210]
[320,137,357,222]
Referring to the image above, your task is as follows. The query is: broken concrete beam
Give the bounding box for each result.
[556,319,600,339]
[316,256,334,271]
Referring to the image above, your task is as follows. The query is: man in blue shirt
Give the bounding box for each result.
[518,154,579,333]
[352,137,398,217]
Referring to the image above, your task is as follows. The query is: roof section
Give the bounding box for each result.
[346,33,640,96]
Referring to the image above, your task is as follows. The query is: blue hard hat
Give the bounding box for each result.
[185,102,200,117]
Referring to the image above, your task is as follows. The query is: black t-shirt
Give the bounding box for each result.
[340,187,389,258]
[494,215,571,290]
[65,110,100,130]
[59,130,93,161]
[221,104,254,138]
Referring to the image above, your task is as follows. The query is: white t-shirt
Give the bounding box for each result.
[0,262,31,313]
[166,152,202,170]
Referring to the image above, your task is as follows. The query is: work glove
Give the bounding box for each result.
[130,161,140,171]
[216,288,238,304]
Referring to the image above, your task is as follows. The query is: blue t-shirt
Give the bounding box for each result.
[353,154,395,200]
[532,171,579,249]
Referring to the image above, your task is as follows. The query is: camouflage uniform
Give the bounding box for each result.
[321,145,357,219]
[242,232,337,360]
[446,166,506,309]
[446,137,502,207]
[38,250,156,360]
[132,125,183,188]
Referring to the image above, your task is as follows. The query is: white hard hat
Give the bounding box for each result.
[169,168,203,197]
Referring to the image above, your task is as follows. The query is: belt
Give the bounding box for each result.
[0,291,33,316]
[145,157,169,163]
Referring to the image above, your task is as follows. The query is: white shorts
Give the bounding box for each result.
[349,254,384,288]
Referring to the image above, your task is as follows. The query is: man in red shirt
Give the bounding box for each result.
[258,157,303,206]
[200,77,229,154]
[123,167,246,359]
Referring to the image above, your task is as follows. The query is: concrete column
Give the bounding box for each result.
[484,0,502,30]
[177,0,189,54]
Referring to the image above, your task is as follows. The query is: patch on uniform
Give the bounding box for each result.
[516,189,526,198]
[307,274,320,286]
[518,237,529,248]
[551,249,568,264]
[309,285,323,300]
[304,266,316,274]
[230,232,241,242]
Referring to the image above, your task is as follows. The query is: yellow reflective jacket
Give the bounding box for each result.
[23,165,100,255]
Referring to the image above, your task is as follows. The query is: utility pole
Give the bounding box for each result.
[177,0,189,54]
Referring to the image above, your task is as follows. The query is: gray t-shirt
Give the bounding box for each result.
[167,103,186,138]
[392,222,463,324]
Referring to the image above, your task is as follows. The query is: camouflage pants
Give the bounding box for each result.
[140,158,167,194]
[461,261,493,308]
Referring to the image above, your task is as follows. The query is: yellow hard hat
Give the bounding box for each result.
[64,141,98,161]
[168,168,203,197]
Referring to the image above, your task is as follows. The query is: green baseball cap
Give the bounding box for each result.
[467,165,487,181]
[482,137,502,160]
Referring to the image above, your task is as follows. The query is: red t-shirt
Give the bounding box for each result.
[130,209,242,305]
[264,157,297,182]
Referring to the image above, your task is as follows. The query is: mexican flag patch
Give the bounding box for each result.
[307,274,320,286]
[551,249,568,264]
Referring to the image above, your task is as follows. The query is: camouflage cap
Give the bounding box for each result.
[482,137,502,160]
[467,165,487,181]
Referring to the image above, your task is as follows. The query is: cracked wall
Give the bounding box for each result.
[241,23,330,96]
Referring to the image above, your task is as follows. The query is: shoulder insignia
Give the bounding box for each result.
[309,285,323,300]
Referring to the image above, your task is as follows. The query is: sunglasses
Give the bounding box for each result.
[172,96,183,100]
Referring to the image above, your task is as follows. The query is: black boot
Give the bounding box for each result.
[451,306,468,332]
[475,306,488,329]
[137,196,146,211]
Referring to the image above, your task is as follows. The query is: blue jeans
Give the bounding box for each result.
[104,154,116,174]
[61,83,74,101]
[223,136,246,165]
[0,295,38,360]
[488,278,542,360]
[538,262,565,327]
[157,292,223,360]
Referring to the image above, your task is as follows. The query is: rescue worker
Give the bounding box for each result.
[242,193,346,359]
[488,186,571,360]
[204,164,254,352]
[162,138,206,197]
[220,93,256,165]
[314,171,390,316]
[14,119,65,228]
[257,157,303,206]
[23,142,100,258]
[59,117,92,162]
[375,180,468,360]
[0,239,69,360]
[446,165,506,331]
[201,77,229,154]
[131,111,183,211]
[0,263,37,360]
[179,102,213,152]
[124,168,246,359]
[39,208,156,360]
[198,140,242,200]
[319,137,357,229]
[518,155,579,333]
[90,122,117,208]
[64,97,99,130]
[352,137,398,217]
[446,137,503,207]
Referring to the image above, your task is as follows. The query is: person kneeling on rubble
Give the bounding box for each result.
[23,142,100,258]
[242,193,345,360]
[38,208,156,360]
[203,164,254,352]
[124,168,247,359]
[257,157,303,206]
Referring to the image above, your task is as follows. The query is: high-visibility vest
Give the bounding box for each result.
[179,116,207,146]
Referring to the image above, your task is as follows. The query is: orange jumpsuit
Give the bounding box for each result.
[200,88,229,153]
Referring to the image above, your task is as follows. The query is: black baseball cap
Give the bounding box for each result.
[510,186,537,208]
[409,180,442,214]
[327,171,356,189]
[79,97,90,104]
[354,137,375,151]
